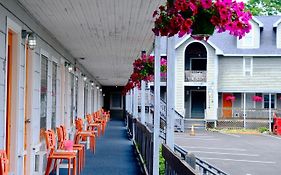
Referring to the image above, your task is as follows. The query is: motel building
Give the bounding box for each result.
[0,0,281,175]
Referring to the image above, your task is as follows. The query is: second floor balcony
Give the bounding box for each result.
[185,70,207,82]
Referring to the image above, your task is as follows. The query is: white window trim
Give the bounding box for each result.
[243,56,253,76]
[40,49,49,59]
[262,93,277,109]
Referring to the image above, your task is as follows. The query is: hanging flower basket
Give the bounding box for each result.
[225,95,235,102]
[152,0,252,40]
[122,55,167,95]
[252,96,263,102]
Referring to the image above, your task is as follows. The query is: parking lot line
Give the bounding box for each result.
[177,138,220,141]
[199,157,276,164]
[183,146,247,151]
[218,132,241,138]
[262,134,281,140]
[190,151,259,157]
[175,136,214,138]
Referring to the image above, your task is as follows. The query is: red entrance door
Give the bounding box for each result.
[222,93,233,119]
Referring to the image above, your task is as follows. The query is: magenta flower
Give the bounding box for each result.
[201,0,212,9]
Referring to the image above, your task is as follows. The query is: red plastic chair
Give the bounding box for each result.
[75,118,96,153]
[57,126,85,174]
[0,150,8,175]
[86,114,102,137]
[44,130,77,175]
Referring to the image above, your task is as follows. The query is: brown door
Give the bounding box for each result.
[222,93,233,119]
[6,30,13,169]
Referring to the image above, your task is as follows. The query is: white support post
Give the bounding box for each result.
[130,89,133,114]
[141,80,146,124]
[153,36,161,175]
[166,36,176,149]
[243,93,246,128]
[133,87,138,118]
[269,93,272,132]
[126,94,128,112]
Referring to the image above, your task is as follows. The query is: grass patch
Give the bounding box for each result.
[258,127,269,133]
[208,128,262,134]
[159,146,165,175]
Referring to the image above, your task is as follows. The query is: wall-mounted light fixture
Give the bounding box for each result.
[65,62,73,72]
[90,80,94,86]
[103,94,105,97]
[22,30,37,50]
[96,86,100,90]
[100,89,102,92]
[81,73,87,81]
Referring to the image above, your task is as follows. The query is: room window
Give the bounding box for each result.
[51,62,57,129]
[40,54,48,138]
[263,94,275,109]
[84,83,88,116]
[70,73,75,124]
[243,57,253,76]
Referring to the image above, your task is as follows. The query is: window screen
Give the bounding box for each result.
[51,62,57,129]
[40,55,48,138]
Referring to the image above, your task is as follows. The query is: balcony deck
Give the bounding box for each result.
[59,119,141,175]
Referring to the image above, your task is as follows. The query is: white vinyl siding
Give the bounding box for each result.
[176,38,218,120]
[219,57,281,92]
[175,39,185,114]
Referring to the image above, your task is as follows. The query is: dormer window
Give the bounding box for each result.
[237,17,263,49]
[274,18,281,48]
[240,30,254,48]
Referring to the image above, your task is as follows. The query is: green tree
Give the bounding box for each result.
[246,0,281,16]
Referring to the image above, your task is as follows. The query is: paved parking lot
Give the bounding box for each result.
[175,131,281,175]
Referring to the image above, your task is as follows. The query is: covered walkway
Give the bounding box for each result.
[60,119,141,175]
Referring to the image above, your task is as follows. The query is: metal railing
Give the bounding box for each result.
[162,144,198,175]
[174,144,229,175]
[127,111,228,175]
[217,107,281,119]
[150,91,185,132]
[185,70,207,82]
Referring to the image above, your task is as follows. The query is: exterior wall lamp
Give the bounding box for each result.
[22,30,37,50]
[90,81,94,86]
[81,73,87,81]
[64,62,73,72]
[96,86,100,90]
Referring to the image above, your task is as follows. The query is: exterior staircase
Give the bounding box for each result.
[184,119,205,130]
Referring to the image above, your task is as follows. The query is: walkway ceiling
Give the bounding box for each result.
[18,0,165,86]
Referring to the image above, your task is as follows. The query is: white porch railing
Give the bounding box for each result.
[217,108,281,119]
[185,70,206,82]
[150,91,184,132]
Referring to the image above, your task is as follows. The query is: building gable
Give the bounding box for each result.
[237,19,261,49]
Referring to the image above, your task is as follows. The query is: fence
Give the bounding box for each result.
[127,113,153,175]
[174,144,228,175]
[216,108,281,129]
[162,144,198,175]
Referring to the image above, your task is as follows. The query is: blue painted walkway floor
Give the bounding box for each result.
[60,119,141,175]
